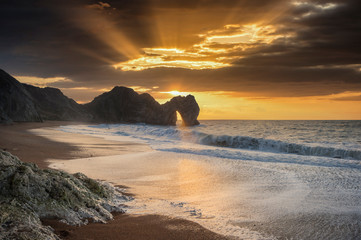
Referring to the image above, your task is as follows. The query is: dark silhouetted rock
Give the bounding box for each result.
[23,84,92,121]
[167,95,200,126]
[0,69,200,126]
[85,87,173,125]
[0,69,42,123]
[85,86,200,126]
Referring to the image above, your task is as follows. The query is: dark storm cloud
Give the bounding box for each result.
[0,0,360,99]
[0,0,117,77]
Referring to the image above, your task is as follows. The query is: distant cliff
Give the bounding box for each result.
[23,84,91,121]
[0,69,200,126]
[0,70,41,123]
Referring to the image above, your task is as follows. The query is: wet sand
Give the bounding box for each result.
[42,213,228,240]
[0,121,229,240]
[0,121,150,169]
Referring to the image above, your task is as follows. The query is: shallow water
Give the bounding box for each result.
[54,120,361,239]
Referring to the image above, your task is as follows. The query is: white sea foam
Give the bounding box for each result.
[62,120,361,160]
[57,120,361,239]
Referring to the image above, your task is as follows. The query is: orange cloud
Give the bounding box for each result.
[15,76,72,87]
[113,23,290,71]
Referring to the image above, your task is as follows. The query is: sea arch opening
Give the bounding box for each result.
[176,111,184,126]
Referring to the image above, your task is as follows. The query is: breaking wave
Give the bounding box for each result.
[194,132,361,160]
[84,122,361,160]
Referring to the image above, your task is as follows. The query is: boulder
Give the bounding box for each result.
[0,150,129,240]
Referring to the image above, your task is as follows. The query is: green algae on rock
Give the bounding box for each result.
[0,150,130,240]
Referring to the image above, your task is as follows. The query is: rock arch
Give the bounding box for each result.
[167,95,200,126]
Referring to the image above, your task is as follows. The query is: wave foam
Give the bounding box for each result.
[196,133,361,160]
[82,123,361,160]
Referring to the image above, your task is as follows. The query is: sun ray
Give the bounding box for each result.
[67,5,140,60]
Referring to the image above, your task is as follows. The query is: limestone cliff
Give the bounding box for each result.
[85,86,200,126]
[0,69,200,126]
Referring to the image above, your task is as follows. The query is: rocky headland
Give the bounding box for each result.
[0,69,200,126]
[0,150,129,240]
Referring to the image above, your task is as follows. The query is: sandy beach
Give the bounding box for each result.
[0,121,229,240]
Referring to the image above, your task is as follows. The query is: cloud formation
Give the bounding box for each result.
[0,0,360,101]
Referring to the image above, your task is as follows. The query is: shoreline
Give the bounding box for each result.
[0,121,229,240]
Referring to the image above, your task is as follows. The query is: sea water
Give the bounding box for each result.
[58,120,361,239]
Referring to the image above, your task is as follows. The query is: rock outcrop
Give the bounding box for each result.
[85,87,199,126]
[85,86,200,126]
[84,86,168,124]
[0,69,200,126]
[0,150,128,240]
[166,95,200,126]
[23,84,91,121]
[0,70,42,123]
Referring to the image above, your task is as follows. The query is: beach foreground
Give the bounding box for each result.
[46,121,361,240]
[2,121,361,239]
[0,122,229,240]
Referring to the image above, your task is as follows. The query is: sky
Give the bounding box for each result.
[1,0,360,119]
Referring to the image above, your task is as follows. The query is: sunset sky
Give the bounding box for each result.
[1,0,360,119]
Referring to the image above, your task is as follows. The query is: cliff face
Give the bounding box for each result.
[0,69,200,126]
[0,70,42,123]
[23,84,91,121]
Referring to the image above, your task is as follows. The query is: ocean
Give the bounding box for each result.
[58,120,361,239]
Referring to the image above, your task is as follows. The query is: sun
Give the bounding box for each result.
[165,90,189,96]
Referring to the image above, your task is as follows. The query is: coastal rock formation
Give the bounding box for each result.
[0,150,128,240]
[85,86,200,126]
[23,84,91,121]
[85,86,167,124]
[166,95,200,126]
[0,70,42,123]
[0,69,200,126]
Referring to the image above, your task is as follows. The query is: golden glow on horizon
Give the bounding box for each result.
[161,90,189,96]
[195,91,361,120]
[128,86,152,92]
[16,72,361,120]
[154,90,361,120]
[16,75,359,120]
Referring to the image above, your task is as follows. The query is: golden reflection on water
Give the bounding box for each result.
[175,159,222,203]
